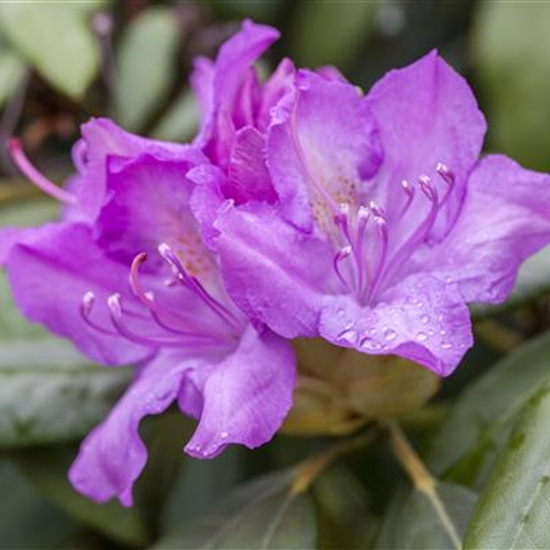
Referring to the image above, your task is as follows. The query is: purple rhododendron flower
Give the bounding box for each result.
[0,118,296,506]
[191,23,550,376]
[2,18,550,507]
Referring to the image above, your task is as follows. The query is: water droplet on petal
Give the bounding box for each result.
[368,328,377,336]
[427,329,435,336]
[440,329,447,336]
[337,308,345,317]
[337,328,358,345]
[416,332,428,342]
[384,328,397,342]
[441,342,453,350]
[220,431,228,439]
[420,314,429,324]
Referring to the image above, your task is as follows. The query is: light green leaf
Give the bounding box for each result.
[464,378,550,549]
[152,471,317,549]
[290,1,376,69]
[472,2,550,171]
[427,331,550,486]
[0,458,75,548]
[11,446,148,547]
[374,482,477,549]
[0,3,100,99]
[151,89,199,142]
[0,44,26,111]
[114,7,181,131]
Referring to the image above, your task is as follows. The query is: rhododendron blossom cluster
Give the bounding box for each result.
[2,20,550,506]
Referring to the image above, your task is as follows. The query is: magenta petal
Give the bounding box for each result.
[268,70,382,230]
[416,155,550,304]
[319,274,473,376]
[184,325,296,458]
[213,202,333,337]
[69,352,196,506]
[366,51,487,239]
[96,153,213,275]
[226,126,276,204]
[74,118,198,220]
[5,223,152,365]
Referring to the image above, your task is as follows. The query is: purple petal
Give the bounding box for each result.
[415,155,550,304]
[183,325,296,458]
[366,51,487,240]
[213,202,333,337]
[268,69,382,230]
[96,154,216,278]
[319,274,473,376]
[73,118,201,220]
[5,223,152,365]
[226,126,276,204]
[69,351,198,506]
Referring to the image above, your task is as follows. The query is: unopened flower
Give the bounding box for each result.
[1,121,296,506]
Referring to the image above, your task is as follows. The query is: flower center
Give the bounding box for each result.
[331,163,455,305]
[80,243,244,350]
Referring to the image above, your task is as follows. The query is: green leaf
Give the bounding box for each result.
[0,3,100,99]
[151,89,199,142]
[0,42,26,111]
[313,466,375,549]
[289,1,376,69]
[0,457,75,548]
[374,482,477,549]
[473,245,550,318]
[427,331,550,487]
[10,445,148,547]
[0,270,131,448]
[152,471,317,549]
[114,7,181,131]
[472,2,550,171]
[464,378,550,549]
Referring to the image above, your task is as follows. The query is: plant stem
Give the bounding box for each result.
[291,427,378,495]
[386,420,462,549]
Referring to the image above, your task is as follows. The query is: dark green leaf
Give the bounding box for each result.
[374,482,477,549]
[0,3,101,99]
[313,466,374,549]
[427,331,550,486]
[11,445,148,547]
[472,2,550,171]
[0,457,75,548]
[290,1,376,69]
[152,471,317,549]
[464,379,550,549]
[114,7,180,131]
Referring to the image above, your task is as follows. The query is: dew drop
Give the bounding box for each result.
[416,332,428,342]
[220,431,228,439]
[440,329,447,336]
[337,328,358,345]
[384,329,397,342]
[441,342,453,350]
[427,329,435,336]
[337,308,345,317]
[368,328,377,336]
[420,314,429,324]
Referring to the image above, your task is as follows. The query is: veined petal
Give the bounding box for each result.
[5,223,152,365]
[69,351,200,506]
[96,154,216,279]
[415,155,550,304]
[366,51,487,239]
[213,202,333,337]
[184,325,296,458]
[226,126,276,204]
[73,118,202,220]
[319,274,472,376]
[268,69,382,231]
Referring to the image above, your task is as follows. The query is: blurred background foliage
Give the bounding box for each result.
[2,1,550,548]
